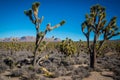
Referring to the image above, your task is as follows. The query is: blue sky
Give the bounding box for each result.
[0,0,120,41]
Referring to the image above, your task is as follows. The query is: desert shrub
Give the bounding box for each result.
[47,64,56,72]
[72,75,82,80]
[51,57,61,66]
[97,54,120,79]
[76,40,87,55]
[3,57,14,69]
[52,71,60,78]
[115,42,120,53]
[60,60,71,66]
[96,40,120,57]
[10,69,23,77]
[58,66,67,76]
[65,65,74,71]
[0,63,8,73]
[39,76,46,80]
[46,42,59,51]
[59,38,77,57]
[28,65,35,71]
[72,66,90,79]
[36,68,42,74]
[20,72,39,80]
[112,56,120,80]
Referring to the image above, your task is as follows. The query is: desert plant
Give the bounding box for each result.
[10,69,23,77]
[60,38,77,57]
[21,72,39,80]
[0,63,8,73]
[8,38,18,55]
[81,4,120,68]
[77,40,87,54]
[24,2,65,67]
[3,57,14,69]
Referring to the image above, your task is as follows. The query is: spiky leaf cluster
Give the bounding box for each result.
[60,38,77,56]
[102,17,120,40]
[38,41,47,52]
[24,2,40,23]
[9,38,19,53]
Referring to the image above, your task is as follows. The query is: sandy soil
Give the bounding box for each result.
[83,71,113,80]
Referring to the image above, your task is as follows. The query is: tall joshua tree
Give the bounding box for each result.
[81,4,120,69]
[24,2,65,67]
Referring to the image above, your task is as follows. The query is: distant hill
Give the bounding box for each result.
[19,36,35,42]
[0,36,61,42]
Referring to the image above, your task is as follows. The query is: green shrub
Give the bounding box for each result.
[60,38,77,57]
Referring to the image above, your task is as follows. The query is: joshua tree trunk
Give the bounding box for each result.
[90,33,97,68]
[90,51,96,68]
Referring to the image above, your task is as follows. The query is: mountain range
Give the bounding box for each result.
[0,36,61,42]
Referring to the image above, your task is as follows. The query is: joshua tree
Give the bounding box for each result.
[24,2,65,67]
[9,38,18,55]
[60,38,77,57]
[81,4,120,69]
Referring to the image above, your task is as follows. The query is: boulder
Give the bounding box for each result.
[101,71,114,77]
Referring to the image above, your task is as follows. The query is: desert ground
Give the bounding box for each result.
[0,40,120,80]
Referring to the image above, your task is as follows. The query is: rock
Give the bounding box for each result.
[101,71,114,77]
[105,52,114,56]
[97,60,102,63]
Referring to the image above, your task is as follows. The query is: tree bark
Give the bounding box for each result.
[90,33,97,69]
[90,51,96,69]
